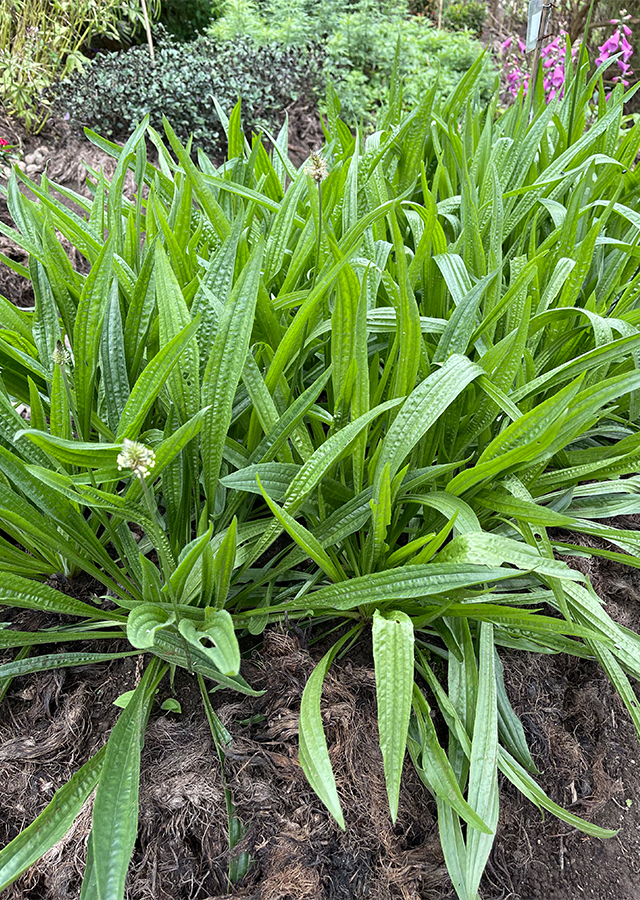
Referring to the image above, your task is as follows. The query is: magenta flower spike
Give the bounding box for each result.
[499,16,634,105]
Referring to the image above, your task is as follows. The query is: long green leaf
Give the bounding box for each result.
[0,748,106,891]
[372,609,414,821]
[299,630,357,829]
[91,662,164,900]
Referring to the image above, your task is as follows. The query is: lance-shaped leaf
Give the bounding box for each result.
[286,563,522,612]
[498,748,617,839]
[73,236,114,438]
[372,609,414,822]
[408,686,492,834]
[116,319,199,440]
[437,532,584,580]
[15,431,121,469]
[465,622,499,899]
[91,662,163,900]
[212,516,238,607]
[154,243,200,427]
[0,572,124,621]
[202,240,265,505]
[0,650,139,680]
[167,525,214,605]
[0,747,106,891]
[299,631,356,830]
[257,476,345,583]
[374,355,483,485]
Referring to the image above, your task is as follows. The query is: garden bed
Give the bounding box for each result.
[1,57,640,900]
[0,534,639,900]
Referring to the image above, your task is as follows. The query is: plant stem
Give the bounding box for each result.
[139,476,193,673]
[140,0,155,62]
[61,362,83,441]
[313,182,323,290]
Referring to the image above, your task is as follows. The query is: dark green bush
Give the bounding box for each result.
[55,27,324,153]
[160,0,218,40]
[407,0,439,18]
[443,0,486,35]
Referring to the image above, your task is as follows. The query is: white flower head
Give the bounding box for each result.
[117,439,156,480]
[52,344,71,367]
[304,151,329,184]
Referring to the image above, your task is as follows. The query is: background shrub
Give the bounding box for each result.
[443,0,486,35]
[209,0,494,125]
[0,0,159,131]
[53,0,493,146]
[325,14,494,122]
[159,0,219,41]
[55,27,325,153]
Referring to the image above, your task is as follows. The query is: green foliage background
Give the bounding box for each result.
[54,0,492,144]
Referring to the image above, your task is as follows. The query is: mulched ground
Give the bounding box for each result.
[0,110,639,900]
[1,584,639,900]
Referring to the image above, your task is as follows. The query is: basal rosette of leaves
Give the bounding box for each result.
[0,55,639,900]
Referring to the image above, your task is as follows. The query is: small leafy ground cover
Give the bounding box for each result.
[0,46,639,900]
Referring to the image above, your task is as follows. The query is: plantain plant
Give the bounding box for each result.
[0,49,639,900]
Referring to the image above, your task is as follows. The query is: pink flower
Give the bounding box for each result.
[499,24,632,105]
[551,64,565,88]
[620,35,634,62]
[599,32,620,57]
[0,138,8,147]
[594,19,635,90]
